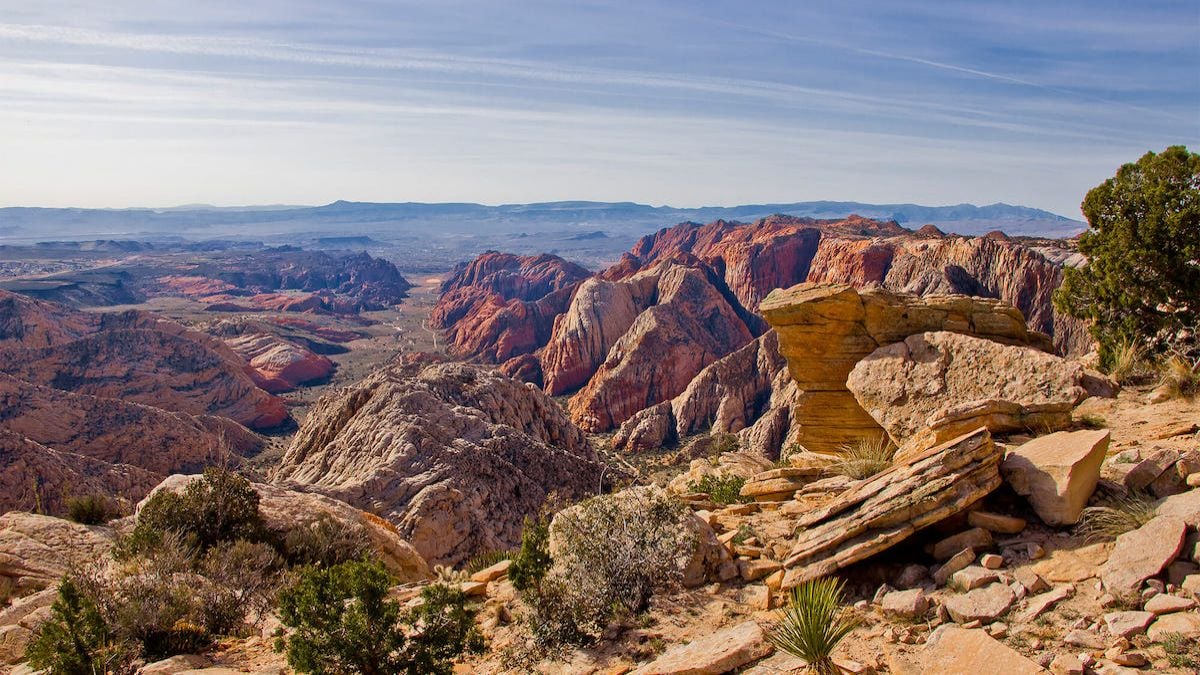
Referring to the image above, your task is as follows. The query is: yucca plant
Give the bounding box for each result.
[830,435,895,480]
[769,577,859,675]
[1077,493,1158,541]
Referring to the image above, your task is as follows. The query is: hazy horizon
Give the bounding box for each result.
[2,1,1197,218]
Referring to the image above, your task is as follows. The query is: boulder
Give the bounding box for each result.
[629,620,772,675]
[782,428,1002,588]
[848,331,1095,453]
[0,512,114,595]
[761,283,1056,455]
[917,625,1044,675]
[880,588,929,618]
[1000,430,1110,525]
[1157,488,1200,528]
[1100,515,1187,594]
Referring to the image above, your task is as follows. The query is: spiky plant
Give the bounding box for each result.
[1077,493,1158,541]
[433,564,470,584]
[465,550,513,575]
[830,435,895,480]
[769,577,859,675]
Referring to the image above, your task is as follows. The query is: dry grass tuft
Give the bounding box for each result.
[830,434,896,480]
[1077,493,1157,541]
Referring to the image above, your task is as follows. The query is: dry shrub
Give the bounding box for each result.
[830,434,896,480]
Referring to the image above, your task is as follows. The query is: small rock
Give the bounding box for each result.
[880,588,929,619]
[1102,610,1154,638]
[986,622,1008,638]
[896,563,929,589]
[933,528,994,561]
[934,547,977,586]
[1124,447,1179,492]
[968,510,1027,534]
[1049,653,1085,675]
[943,583,1015,624]
[1063,629,1106,649]
[952,566,1000,591]
[980,553,1004,570]
[1013,567,1051,594]
[738,558,781,582]
[1144,593,1195,614]
[1110,652,1149,667]
[1016,585,1074,623]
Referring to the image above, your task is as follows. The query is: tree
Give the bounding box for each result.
[1055,146,1200,365]
[25,577,134,675]
[274,560,483,675]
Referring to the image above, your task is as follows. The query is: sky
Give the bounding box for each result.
[0,1,1197,217]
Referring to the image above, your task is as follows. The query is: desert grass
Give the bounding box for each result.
[769,577,859,675]
[1077,493,1157,541]
[830,434,896,480]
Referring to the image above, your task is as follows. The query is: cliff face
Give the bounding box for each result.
[431,215,1090,454]
[274,361,601,566]
[430,252,591,361]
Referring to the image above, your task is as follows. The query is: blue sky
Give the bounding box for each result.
[0,1,1196,217]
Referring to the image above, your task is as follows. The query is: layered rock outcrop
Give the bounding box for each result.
[223,332,334,392]
[274,361,602,566]
[762,283,1054,455]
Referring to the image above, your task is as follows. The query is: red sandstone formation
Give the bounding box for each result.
[433,215,1090,450]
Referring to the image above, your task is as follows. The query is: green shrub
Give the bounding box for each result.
[198,539,283,634]
[508,516,552,593]
[525,489,696,646]
[275,560,483,675]
[66,495,117,525]
[281,513,371,568]
[769,577,859,675]
[128,468,266,555]
[25,577,136,675]
[686,474,749,505]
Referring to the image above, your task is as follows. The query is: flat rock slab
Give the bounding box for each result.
[968,510,1027,534]
[1157,489,1200,528]
[1000,429,1109,526]
[1103,610,1155,638]
[943,582,1016,624]
[880,588,929,618]
[1033,543,1110,582]
[1147,611,1200,641]
[1015,585,1073,623]
[918,626,1043,675]
[630,621,773,675]
[1100,515,1187,594]
[782,429,1001,588]
[1144,593,1196,614]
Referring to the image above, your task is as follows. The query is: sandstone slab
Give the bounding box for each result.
[1000,430,1110,526]
[917,625,1043,675]
[943,582,1016,624]
[1100,515,1187,594]
[629,620,772,675]
[781,429,1002,588]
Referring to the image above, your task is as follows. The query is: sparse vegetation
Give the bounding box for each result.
[1158,354,1200,399]
[1104,336,1151,384]
[1162,631,1200,669]
[830,434,895,480]
[1077,492,1157,541]
[731,523,757,546]
[686,474,750,504]
[465,550,512,574]
[522,489,696,647]
[281,512,371,568]
[1075,413,1108,429]
[274,560,483,675]
[509,516,552,593]
[65,494,118,526]
[769,576,859,675]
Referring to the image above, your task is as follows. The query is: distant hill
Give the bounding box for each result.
[0,199,1084,244]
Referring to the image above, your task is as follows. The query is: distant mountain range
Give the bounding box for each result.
[0,200,1084,243]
